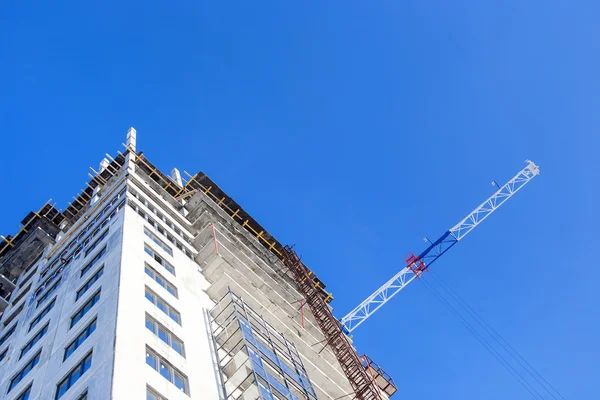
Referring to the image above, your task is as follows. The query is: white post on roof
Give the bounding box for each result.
[126,127,137,152]
[124,127,138,171]
[171,168,183,187]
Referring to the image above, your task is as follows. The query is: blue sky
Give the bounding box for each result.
[1,1,597,399]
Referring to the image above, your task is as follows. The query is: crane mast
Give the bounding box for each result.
[340,160,540,333]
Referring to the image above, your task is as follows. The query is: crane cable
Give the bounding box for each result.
[425,270,565,399]
[418,277,548,400]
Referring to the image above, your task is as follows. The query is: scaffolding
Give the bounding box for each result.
[281,246,383,400]
[0,202,66,260]
[361,356,397,399]
[210,290,318,400]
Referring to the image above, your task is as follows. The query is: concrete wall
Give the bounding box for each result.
[185,193,354,400]
[0,187,126,400]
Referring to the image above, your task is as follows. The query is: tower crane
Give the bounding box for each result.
[340,160,540,333]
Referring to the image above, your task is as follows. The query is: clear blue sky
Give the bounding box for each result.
[1,2,597,399]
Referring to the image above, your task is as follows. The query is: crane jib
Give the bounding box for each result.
[340,161,539,334]
[415,231,459,269]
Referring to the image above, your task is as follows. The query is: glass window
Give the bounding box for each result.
[20,323,49,359]
[144,245,153,257]
[146,351,157,370]
[76,267,104,301]
[145,347,189,394]
[84,229,109,257]
[163,263,175,275]
[144,288,180,325]
[159,360,171,380]
[145,291,155,303]
[157,299,168,314]
[144,314,185,357]
[166,285,177,297]
[158,327,169,343]
[0,323,17,347]
[144,245,175,276]
[9,350,41,392]
[55,352,92,399]
[29,298,55,332]
[174,371,187,393]
[144,243,175,275]
[81,247,106,277]
[70,290,101,329]
[145,318,155,332]
[168,309,179,323]
[76,391,88,400]
[64,318,97,361]
[144,228,173,256]
[144,264,178,298]
[18,266,38,289]
[11,283,32,306]
[14,384,32,400]
[36,277,62,309]
[147,387,167,400]
[0,347,8,362]
[171,339,183,356]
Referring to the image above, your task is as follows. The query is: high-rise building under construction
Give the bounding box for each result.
[0,128,396,400]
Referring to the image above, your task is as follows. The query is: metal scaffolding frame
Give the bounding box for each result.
[210,290,318,400]
[281,247,383,400]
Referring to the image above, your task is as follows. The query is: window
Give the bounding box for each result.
[36,278,62,309]
[76,391,88,400]
[12,283,32,306]
[37,254,71,290]
[145,315,185,356]
[41,188,126,277]
[84,229,109,257]
[18,266,38,289]
[128,189,194,259]
[41,188,126,279]
[147,386,168,400]
[145,347,189,394]
[144,245,175,275]
[81,247,106,277]
[64,318,96,361]
[0,323,17,347]
[14,384,32,400]
[144,288,180,325]
[8,350,41,392]
[29,298,55,332]
[3,302,24,327]
[55,352,92,399]
[76,267,104,301]
[0,347,8,362]
[144,228,173,256]
[144,264,177,298]
[20,323,49,359]
[70,290,100,329]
